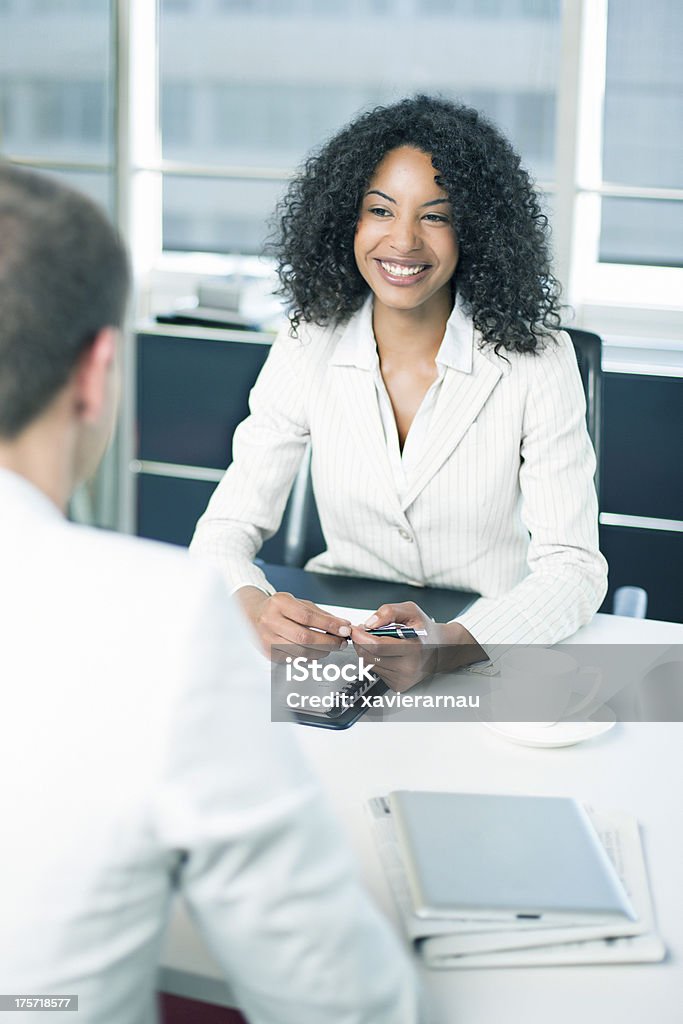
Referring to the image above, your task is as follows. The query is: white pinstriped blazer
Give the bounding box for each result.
[190,303,608,647]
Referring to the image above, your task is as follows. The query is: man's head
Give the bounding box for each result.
[0,163,130,498]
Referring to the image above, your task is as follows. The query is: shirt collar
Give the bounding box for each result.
[0,467,64,525]
[330,289,474,374]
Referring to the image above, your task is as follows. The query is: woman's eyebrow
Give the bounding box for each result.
[364,190,451,209]
[365,189,395,203]
[364,189,451,208]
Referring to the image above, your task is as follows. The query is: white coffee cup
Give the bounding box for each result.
[495,648,602,727]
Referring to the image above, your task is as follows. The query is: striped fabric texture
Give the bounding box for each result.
[190,306,608,647]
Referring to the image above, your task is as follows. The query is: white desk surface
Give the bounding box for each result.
[160,612,683,1023]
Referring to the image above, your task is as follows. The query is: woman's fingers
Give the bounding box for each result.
[351,609,438,691]
[267,593,351,639]
[257,592,351,661]
[350,631,405,660]
[361,601,429,631]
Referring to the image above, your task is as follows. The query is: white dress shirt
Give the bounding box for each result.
[341,293,473,503]
[0,468,417,1024]
[191,301,608,647]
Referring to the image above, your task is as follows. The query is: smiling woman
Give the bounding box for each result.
[190,95,608,681]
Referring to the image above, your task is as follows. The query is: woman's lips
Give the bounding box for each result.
[373,258,431,286]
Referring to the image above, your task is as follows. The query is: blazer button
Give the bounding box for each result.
[398,528,414,543]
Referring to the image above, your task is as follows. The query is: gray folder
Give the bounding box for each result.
[389,790,636,923]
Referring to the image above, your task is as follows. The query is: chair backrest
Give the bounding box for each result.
[564,327,603,502]
[282,327,604,568]
[282,446,325,568]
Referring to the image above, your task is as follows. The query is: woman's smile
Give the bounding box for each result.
[354,145,459,317]
[374,258,432,284]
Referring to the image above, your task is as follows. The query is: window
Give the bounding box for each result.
[159,0,561,252]
[0,0,112,162]
[597,0,683,267]
[40,166,114,214]
[0,0,115,530]
[600,198,683,269]
[603,0,681,189]
[161,82,194,147]
[32,81,106,144]
[162,176,284,254]
[0,79,12,138]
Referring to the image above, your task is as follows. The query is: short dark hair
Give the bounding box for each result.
[0,163,130,437]
[271,94,562,353]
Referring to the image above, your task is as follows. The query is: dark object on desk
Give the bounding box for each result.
[260,562,477,624]
[289,679,390,731]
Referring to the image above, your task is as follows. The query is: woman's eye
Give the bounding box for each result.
[423,213,449,223]
[368,206,391,217]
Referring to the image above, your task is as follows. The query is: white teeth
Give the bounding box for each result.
[379,261,428,277]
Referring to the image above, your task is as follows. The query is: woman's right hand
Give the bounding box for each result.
[237,586,352,662]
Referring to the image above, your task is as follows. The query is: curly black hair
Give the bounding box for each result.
[270,95,562,353]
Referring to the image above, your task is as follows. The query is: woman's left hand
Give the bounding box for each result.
[350,602,486,692]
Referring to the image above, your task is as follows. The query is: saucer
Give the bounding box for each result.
[476,694,616,748]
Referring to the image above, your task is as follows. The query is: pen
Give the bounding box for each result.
[365,626,428,639]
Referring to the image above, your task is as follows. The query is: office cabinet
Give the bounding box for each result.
[599,525,681,622]
[601,374,682,521]
[598,371,683,622]
[134,326,289,562]
[136,472,287,561]
[137,330,272,469]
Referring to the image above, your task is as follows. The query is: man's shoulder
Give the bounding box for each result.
[60,521,235,623]
[66,520,203,570]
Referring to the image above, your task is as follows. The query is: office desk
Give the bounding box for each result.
[160,571,683,1024]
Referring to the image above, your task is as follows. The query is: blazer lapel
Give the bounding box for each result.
[400,345,503,511]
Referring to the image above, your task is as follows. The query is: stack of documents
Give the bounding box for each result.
[369,793,665,968]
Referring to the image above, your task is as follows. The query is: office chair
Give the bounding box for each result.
[283,445,324,568]
[564,328,603,500]
[563,329,645,618]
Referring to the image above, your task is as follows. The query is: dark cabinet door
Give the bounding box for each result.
[599,525,682,623]
[600,372,682,623]
[602,373,683,521]
[135,330,288,558]
[137,472,288,562]
[137,332,271,469]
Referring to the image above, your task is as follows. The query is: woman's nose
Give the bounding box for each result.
[388,216,421,253]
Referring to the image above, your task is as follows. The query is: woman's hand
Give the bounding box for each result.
[350,601,486,692]
[238,586,352,662]
[350,602,437,693]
